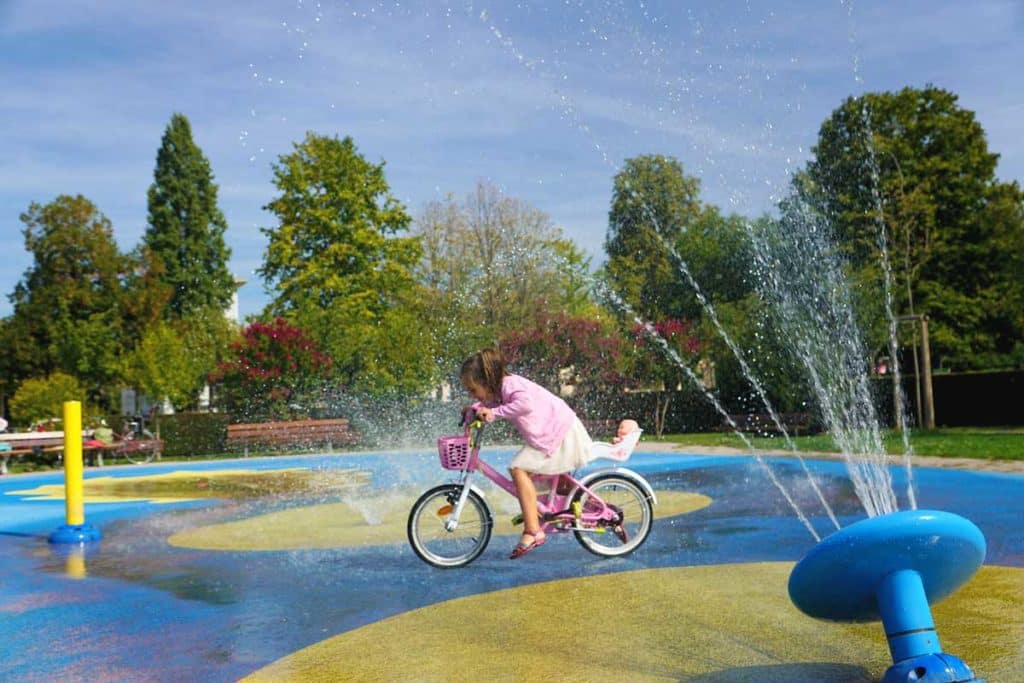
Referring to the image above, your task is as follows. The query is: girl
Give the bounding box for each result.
[461,348,595,559]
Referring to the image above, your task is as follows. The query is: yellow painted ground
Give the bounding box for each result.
[7,468,369,504]
[169,489,712,551]
[244,563,1024,682]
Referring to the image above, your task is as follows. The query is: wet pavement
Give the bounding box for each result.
[2,450,1022,681]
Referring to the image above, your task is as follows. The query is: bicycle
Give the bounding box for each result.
[407,411,656,568]
[112,414,160,464]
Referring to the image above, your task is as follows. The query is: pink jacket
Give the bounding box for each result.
[484,374,575,456]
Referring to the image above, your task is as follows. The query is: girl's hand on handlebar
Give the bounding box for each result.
[475,406,495,423]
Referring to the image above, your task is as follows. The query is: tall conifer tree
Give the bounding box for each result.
[145,113,234,318]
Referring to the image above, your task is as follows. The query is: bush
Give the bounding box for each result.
[10,372,96,429]
[152,412,231,458]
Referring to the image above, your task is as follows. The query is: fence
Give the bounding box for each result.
[872,370,1023,428]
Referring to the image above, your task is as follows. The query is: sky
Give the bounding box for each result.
[2,0,1022,321]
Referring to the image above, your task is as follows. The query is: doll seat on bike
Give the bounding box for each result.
[589,429,643,462]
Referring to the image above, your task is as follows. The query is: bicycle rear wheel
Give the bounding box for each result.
[572,474,653,557]
[408,484,492,568]
[119,429,158,464]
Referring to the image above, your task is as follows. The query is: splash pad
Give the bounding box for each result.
[1,452,1022,681]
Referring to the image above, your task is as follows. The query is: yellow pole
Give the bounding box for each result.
[63,400,84,526]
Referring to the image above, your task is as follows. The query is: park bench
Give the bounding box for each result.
[225,418,359,457]
[85,437,164,467]
[0,431,164,474]
[723,412,814,437]
[0,432,66,475]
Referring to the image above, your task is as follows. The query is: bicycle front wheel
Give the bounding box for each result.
[408,484,492,568]
[573,474,654,557]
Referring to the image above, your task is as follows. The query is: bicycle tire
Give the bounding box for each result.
[120,428,158,464]
[572,473,654,557]
[408,484,492,568]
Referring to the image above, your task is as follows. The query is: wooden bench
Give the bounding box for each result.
[86,438,164,467]
[723,412,814,437]
[0,436,164,473]
[225,418,359,457]
[1,433,66,475]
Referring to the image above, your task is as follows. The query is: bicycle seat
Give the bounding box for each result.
[590,429,643,462]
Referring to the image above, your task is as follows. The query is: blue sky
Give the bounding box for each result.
[2,1,1022,320]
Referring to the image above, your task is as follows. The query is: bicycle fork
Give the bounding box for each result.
[444,472,476,532]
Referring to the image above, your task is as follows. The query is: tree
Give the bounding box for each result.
[605,155,704,321]
[9,372,91,428]
[258,133,431,394]
[124,309,234,410]
[144,113,234,318]
[626,318,701,436]
[797,86,1024,369]
[7,195,140,401]
[673,207,757,319]
[209,318,333,421]
[414,180,602,375]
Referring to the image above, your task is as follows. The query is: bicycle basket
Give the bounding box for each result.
[437,435,471,470]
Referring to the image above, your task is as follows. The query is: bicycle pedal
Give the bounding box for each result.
[511,514,523,526]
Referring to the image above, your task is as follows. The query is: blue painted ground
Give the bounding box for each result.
[1,450,1021,681]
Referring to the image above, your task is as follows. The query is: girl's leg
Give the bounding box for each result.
[511,467,542,543]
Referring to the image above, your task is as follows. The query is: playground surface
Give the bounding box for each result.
[2,448,1023,682]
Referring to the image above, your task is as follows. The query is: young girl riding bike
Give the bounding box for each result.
[460,348,598,559]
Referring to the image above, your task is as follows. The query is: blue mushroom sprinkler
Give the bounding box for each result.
[788,510,986,682]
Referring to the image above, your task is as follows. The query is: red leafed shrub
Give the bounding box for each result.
[209,318,333,421]
[498,313,627,405]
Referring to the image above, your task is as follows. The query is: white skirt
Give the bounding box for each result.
[509,418,594,475]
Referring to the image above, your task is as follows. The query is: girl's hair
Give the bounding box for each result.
[460,348,508,399]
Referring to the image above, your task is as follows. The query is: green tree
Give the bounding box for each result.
[674,208,756,318]
[605,154,704,321]
[259,133,430,394]
[144,113,234,318]
[9,372,91,428]
[8,195,139,401]
[798,86,1024,369]
[124,309,233,410]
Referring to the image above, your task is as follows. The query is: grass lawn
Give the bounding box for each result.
[658,427,1024,461]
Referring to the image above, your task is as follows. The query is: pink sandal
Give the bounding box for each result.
[510,530,546,559]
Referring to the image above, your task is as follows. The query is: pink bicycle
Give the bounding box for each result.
[408,413,656,568]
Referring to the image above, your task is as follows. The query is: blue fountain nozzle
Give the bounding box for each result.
[881,652,983,683]
[788,510,986,683]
